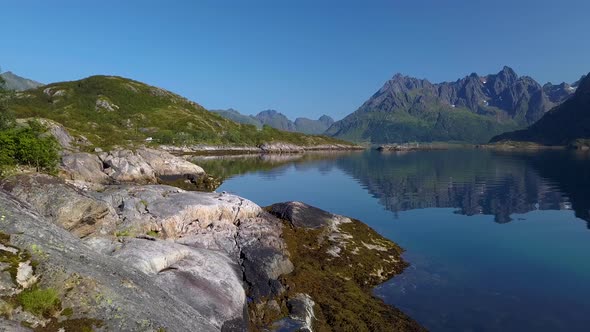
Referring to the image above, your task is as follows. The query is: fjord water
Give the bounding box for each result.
[203,149,590,332]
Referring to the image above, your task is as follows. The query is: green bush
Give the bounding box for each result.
[0,120,60,176]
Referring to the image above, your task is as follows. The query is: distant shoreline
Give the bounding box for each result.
[158,142,366,155]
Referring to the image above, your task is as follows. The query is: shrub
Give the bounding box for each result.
[0,120,60,175]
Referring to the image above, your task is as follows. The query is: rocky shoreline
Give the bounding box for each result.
[475,142,567,151]
[0,147,422,331]
[376,143,469,152]
[159,142,365,155]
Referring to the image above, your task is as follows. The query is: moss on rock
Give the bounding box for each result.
[249,204,425,332]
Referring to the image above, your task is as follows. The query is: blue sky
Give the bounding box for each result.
[2,0,589,119]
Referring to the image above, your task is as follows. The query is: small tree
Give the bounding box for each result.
[12,121,60,173]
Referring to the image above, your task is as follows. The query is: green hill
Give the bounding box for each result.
[5,75,351,149]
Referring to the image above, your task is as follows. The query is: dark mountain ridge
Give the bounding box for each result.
[326,66,577,143]
[490,72,590,145]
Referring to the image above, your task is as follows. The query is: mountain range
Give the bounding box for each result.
[4,68,589,147]
[0,71,44,91]
[326,66,578,143]
[491,73,590,146]
[212,109,335,135]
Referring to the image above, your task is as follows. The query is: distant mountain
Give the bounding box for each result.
[293,115,334,134]
[254,110,296,131]
[213,108,335,135]
[0,71,44,91]
[211,108,263,128]
[326,66,576,144]
[490,72,590,146]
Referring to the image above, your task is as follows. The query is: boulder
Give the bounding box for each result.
[60,152,110,184]
[100,149,156,183]
[267,201,348,229]
[136,148,205,177]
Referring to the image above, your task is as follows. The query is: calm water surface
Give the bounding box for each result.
[197,149,590,332]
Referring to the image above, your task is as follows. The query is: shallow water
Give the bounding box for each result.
[197,149,590,332]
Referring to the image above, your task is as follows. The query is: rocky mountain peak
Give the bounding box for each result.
[327,66,581,144]
[500,65,518,78]
[318,115,335,126]
[576,72,590,96]
[258,109,281,116]
[0,71,44,91]
[391,73,406,80]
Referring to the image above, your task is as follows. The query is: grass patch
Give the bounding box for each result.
[115,229,131,238]
[61,307,74,317]
[18,287,60,317]
[146,230,159,237]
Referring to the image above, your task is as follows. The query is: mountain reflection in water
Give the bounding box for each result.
[195,149,590,227]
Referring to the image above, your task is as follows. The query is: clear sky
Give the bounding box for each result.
[2,0,589,119]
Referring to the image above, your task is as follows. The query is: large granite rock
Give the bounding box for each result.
[0,166,300,330]
[100,149,156,183]
[136,148,205,177]
[95,185,293,299]
[0,191,244,331]
[60,147,205,186]
[0,174,117,238]
[60,152,111,185]
[111,238,247,330]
